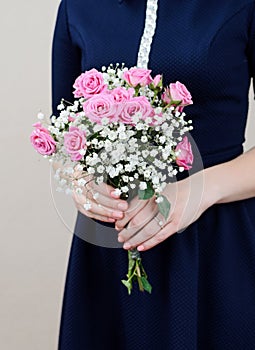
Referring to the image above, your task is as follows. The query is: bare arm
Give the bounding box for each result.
[206,147,255,204]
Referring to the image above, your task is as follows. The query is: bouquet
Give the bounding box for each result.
[30,64,194,294]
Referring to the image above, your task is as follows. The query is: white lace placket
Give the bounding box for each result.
[137,0,159,69]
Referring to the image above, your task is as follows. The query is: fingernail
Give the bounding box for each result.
[118,202,128,210]
[116,226,121,231]
[111,191,120,198]
[123,242,131,250]
[108,218,116,223]
[118,235,124,242]
[137,245,144,251]
[112,211,123,219]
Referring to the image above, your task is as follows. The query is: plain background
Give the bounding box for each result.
[0,1,254,349]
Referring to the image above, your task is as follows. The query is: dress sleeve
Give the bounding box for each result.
[51,0,82,116]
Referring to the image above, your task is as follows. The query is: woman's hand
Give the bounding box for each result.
[117,170,216,251]
[72,177,129,223]
[111,191,154,231]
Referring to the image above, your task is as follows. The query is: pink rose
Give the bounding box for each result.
[153,74,162,87]
[162,82,193,111]
[64,126,87,161]
[163,81,193,112]
[30,122,56,156]
[110,87,135,103]
[68,115,75,122]
[162,88,171,104]
[73,68,107,98]
[170,81,193,109]
[119,96,154,124]
[123,68,153,87]
[175,136,193,170]
[83,94,119,124]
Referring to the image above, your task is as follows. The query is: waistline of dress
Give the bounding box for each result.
[200,145,243,168]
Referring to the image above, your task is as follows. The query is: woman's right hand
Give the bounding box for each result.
[72,180,129,223]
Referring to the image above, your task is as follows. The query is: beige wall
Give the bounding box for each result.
[0,1,254,349]
[0,1,74,350]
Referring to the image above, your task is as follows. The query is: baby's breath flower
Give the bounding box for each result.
[79,149,86,156]
[60,179,67,186]
[76,188,83,195]
[150,149,158,157]
[37,112,44,120]
[96,176,104,185]
[65,188,73,195]
[159,136,166,144]
[119,132,128,140]
[122,175,129,182]
[113,188,122,196]
[57,103,65,111]
[144,169,151,178]
[76,164,84,172]
[136,123,145,131]
[97,165,105,173]
[139,182,147,190]
[152,176,159,185]
[155,196,163,204]
[83,202,92,211]
[145,117,152,124]
[77,178,86,187]
[101,117,110,125]
[87,167,95,174]
[124,164,133,172]
[121,186,129,193]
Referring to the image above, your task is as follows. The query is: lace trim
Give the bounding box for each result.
[137,0,159,69]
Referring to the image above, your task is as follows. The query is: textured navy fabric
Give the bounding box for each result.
[52,1,255,349]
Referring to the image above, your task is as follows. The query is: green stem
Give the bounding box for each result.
[135,260,144,292]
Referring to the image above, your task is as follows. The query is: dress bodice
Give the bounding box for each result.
[52,0,255,165]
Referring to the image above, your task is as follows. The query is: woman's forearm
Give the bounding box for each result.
[205,147,255,204]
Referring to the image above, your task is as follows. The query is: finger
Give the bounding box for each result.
[72,192,125,220]
[83,184,129,212]
[118,201,158,243]
[115,197,148,230]
[76,205,116,223]
[122,217,160,249]
[92,181,115,196]
[136,222,176,251]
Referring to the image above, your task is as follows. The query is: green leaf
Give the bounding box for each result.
[158,77,163,88]
[121,279,132,295]
[171,99,182,105]
[138,182,154,200]
[158,195,171,220]
[141,276,152,294]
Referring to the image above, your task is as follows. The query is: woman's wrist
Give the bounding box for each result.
[203,165,225,206]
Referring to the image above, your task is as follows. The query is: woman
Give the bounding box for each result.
[52,0,255,349]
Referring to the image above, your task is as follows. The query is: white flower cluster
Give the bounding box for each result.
[42,64,193,206]
[101,63,129,89]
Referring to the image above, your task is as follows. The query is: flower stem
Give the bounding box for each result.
[121,248,152,294]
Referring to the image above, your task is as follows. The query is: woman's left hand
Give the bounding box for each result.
[116,171,217,251]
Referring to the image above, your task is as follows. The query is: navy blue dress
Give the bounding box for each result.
[52,1,255,349]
